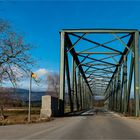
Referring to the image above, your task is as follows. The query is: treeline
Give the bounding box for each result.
[0,87,23,107]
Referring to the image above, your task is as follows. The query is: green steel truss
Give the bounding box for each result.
[59,29,140,116]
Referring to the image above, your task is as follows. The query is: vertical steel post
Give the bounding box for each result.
[109,84,112,110]
[72,57,75,111]
[112,79,115,110]
[120,65,124,113]
[80,76,83,109]
[109,87,111,110]
[74,64,79,111]
[85,86,88,108]
[90,94,93,109]
[112,82,114,110]
[127,53,134,114]
[108,87,111,110]
[110,82,113,110]
[78,69,82,110]
[114,74,117,111]
[83,81,85,109]
[123,55,128,114]
[134,31,140,117]
[115,73,117,111]
[65,52,73,112]
[59,31,65,115]
[116,70,119,111]
[117,66,121,112]
[81,77,83,108]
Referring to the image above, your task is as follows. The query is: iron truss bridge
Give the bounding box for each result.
[59,29,140,117]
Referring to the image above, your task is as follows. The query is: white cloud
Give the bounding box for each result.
[3,68,54,91]
[35,68,48,77]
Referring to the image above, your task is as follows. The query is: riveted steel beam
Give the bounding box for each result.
[77,52,120,55]
[80,34,130,53]
[134,31,140,117]
[59,31,65,115]
[74,62,79,111]
[65,33,93,95]
[117,66,121,111]
[70,33,123,54]
[65,52,73,112]
[105,34,134,99]
[61,29,137,33]
[78,54,117,66]
[127,53,134,114]
[123,55,127,114]
[67,33,87,52]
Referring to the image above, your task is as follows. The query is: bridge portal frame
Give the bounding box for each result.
[59,29,140,116]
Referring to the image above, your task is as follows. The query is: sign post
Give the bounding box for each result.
[28,71,32,123]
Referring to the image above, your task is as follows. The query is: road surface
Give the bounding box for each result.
[1,109,140,139]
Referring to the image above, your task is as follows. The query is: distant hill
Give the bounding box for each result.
[0,87,58,102]
[14,90,46,102]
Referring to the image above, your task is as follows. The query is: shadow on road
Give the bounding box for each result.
[60,108,111,118]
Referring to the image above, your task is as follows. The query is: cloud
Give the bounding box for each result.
[3,68,54,91]
[35,68,48,77]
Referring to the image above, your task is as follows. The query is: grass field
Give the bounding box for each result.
[0,107,51,125]
[4,107,41,115]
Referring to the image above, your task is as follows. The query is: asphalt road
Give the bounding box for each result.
[1,109,140,139]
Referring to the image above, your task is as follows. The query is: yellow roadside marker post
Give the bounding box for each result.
[28,72,37,123]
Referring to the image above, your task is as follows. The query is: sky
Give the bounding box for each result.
[0,0,140,90]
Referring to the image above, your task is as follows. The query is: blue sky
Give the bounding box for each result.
[0,0,139,90]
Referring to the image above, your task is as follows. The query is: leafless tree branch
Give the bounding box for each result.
[47,72,60,97]
[0,19,35,86]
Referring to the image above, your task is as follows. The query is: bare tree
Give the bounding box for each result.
[0,19,34,87]
[0,87,19,119]
[47,72,60,97]
[0,19,9,33]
